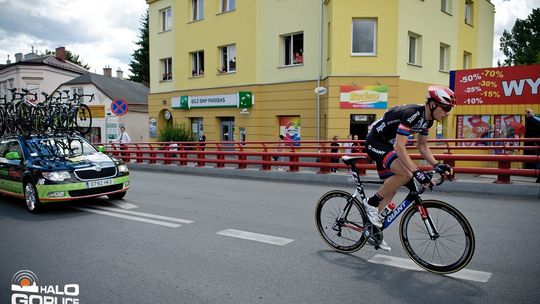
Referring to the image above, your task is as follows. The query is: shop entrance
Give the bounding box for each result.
[350,114,376,140]
[220,117,235,141]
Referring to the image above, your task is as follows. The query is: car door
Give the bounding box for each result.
[0,139,10,193]
[0,140,25,195]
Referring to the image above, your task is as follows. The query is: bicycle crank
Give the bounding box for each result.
[363,224,383,247]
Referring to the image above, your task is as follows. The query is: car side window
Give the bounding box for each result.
[9,141,23,155]
[0,141,10,158]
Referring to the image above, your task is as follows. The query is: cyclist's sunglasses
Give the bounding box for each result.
[439,105,453,113]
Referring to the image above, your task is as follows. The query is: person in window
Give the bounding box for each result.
[294,51,303,64]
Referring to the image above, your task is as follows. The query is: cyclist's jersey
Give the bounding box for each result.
[368,104,433,143]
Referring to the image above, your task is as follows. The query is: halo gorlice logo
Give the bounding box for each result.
[11,270,80,304]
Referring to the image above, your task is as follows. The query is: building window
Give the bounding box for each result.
[465,0,473,25]
[441,0,452,14]
[439,43,450,72]
[408,32,422,65]
[191,51,204,76]
[160,7,172,31]
[161,58,172,81]
[219,44,236,73]
[192,0,204,21]
[463,51,471,69]
[352,18,376,55]
[282,32,304,66]
[221,0,235,13]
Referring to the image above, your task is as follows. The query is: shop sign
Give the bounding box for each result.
[451,64,540,105]
[279,116,301,143]
[340,85,388,109]
[172,92,254,110]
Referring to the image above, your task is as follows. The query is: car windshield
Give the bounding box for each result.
[26,136,98,158]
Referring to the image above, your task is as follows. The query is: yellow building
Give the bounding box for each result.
[146,0,500,143]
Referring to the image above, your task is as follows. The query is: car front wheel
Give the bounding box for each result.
[24,182,43,213]
[108,191,126,200]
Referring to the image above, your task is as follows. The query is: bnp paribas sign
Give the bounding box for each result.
[171,92,253,110]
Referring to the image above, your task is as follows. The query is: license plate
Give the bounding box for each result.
[87,179,114,188]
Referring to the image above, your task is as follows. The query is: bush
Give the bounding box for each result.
[158,123,194,142]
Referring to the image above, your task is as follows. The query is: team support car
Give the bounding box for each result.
[0,135,130,212]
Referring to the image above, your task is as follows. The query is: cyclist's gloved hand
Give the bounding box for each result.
[434,163,453,180]
[413,169,432,188]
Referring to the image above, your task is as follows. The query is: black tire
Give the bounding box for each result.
[24,182,43,213]
[315,190,368,253]
[400,200,475,274]
[108,191,126,200]
[75,104,92,135]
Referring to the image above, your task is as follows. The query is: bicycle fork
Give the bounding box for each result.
[415,202,440,240]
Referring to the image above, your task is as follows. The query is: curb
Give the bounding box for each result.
[126,163,540,199]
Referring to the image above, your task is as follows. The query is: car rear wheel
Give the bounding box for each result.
[108,191,126,200]
[24,182,43,213]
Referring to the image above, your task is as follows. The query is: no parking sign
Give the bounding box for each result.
[111,98,129,116]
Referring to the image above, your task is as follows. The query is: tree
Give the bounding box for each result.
[499,8,540,66]
[43,49,90,70]
[129,10,149,86]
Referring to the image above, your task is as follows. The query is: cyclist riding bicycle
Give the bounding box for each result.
[363,86,455,251]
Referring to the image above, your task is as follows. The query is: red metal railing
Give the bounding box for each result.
[102,138,540,184]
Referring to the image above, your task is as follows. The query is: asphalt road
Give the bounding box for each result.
[1,170,539,304]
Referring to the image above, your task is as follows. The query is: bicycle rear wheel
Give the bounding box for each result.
[75,104,92,135]
[315,190,367,253]
[400,200,475,274]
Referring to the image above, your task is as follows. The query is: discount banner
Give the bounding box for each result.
[450,64,540,105]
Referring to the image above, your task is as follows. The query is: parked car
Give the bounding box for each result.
[0,134,130,212]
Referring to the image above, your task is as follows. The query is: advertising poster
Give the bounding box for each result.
[456,115,491,146]
[340,85,388,109]
[149,118,157,138]
[493,115,523,138]
[279,116,301,143]
[451,64,540,105]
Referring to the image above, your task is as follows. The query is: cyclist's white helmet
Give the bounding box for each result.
[426,86,457,107]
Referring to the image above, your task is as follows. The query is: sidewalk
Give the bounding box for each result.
[127,162,540,199]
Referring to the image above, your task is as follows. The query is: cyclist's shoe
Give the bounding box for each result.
[362,199,382,228]
[378,239,391,252]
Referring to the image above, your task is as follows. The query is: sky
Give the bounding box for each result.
[0,0,538,77]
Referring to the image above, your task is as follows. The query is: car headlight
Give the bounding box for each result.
[42,171,71,181]
[118,164,129,173]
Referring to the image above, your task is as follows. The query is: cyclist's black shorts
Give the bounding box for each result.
[365,135,397,179]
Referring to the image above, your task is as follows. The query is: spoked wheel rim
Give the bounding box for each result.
[400,200,475,274]
[315,190,367,253]
[25,183,37,211]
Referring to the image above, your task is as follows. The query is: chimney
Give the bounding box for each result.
[6,55,11,64]
[116,68,124,79]
[55,46,66,62]
[15,53,23,62]
[103,66,112,77]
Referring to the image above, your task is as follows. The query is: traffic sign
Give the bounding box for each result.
[111,98,129,116]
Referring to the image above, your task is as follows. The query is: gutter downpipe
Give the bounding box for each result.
[317,0,323,141]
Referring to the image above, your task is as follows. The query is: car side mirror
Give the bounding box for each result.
[5,151,21,160]
[97,146,107,153]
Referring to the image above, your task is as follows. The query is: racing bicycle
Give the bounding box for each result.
[315,155,475,274]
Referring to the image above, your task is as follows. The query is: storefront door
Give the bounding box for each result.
[220,118,235,141]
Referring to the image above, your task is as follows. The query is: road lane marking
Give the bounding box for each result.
[108,201,138,209]
[216,229,294,246]
[74,207,181,228]
[367,254,492,283]
[86,205,195,224]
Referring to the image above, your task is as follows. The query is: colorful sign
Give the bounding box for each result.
[111,98,129,116]
[173,92,254,110]
[87,105,105,118]
[450,64,540,105]
[279,116,301,142]
[456,115,491,146]
[340,85,388,109]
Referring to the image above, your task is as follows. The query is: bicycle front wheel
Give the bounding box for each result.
[315,190,367,253]
[400,200,475,274]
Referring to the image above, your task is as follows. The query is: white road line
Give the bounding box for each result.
[74,207,181,228]
[216,229,294,246]
[84,205,195,224]
[367,254,492,283]
[107,201,139,209]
